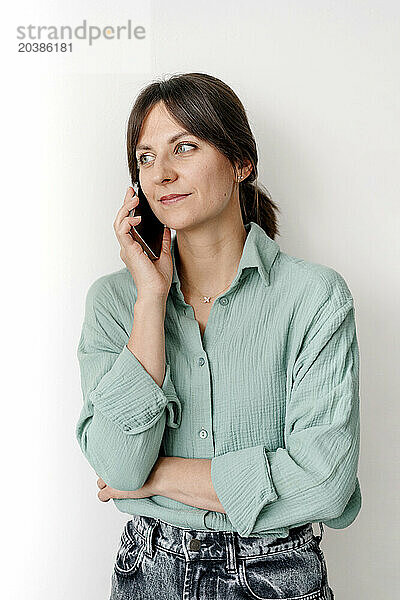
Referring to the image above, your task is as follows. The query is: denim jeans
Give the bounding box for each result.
[109,515,335,599]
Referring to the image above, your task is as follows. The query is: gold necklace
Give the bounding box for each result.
[179,273,232,303]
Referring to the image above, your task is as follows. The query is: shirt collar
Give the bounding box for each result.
[170,221,280,292]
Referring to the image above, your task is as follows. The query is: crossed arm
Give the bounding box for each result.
[96,456,226,514]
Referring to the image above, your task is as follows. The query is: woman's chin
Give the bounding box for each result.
[165,214,201,231]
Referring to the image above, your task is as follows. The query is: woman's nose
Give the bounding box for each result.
[151,156,177,184]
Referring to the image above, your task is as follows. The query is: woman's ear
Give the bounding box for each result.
[237,159,253,181]
[235,159,253,182]
[243,159,253,179]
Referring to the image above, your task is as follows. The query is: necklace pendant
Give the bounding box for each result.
[202,296,211,303]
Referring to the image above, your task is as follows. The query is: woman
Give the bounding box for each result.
[76,73,361,599]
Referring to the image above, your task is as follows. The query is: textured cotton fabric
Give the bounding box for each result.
[76,221,361,538]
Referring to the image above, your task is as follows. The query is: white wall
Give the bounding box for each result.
[3,1,399,598]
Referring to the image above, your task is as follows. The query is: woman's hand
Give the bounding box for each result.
[113,186,174,301]
[96,476,155,503]
[96,460,164,502]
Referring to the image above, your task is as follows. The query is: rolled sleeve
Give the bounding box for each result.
[90,344,182,434]
[211,445,278,537]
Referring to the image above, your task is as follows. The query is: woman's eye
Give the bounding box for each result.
[137,154,153,165]
[176,142,196,154]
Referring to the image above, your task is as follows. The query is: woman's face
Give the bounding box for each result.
[135,101,246,231]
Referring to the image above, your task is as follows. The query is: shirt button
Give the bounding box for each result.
[219,296,229,305]
[199,429,208,439]
[198,357,205,366]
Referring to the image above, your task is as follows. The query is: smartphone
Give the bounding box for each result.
[128,181,165,260]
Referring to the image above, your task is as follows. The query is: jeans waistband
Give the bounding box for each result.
[125,514,323,563]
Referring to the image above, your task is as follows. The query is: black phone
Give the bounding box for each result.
[128,181,165,260]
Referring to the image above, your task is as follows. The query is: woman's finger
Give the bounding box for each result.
[119,215,142,237]
[113,188,138,231]
[114,205,141,252]
[124,186,136,205]
[98,488,111,502]
[97,477,107,489]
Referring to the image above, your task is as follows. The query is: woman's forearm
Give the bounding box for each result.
[152,457,226,513]
[127,296,167,388]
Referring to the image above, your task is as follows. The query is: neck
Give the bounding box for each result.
[175,217,248,297]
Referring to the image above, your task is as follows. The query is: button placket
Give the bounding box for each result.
[194,353,212,445]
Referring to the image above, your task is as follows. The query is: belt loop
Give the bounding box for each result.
[315,521,324,544]
[223,532,237,574]
[144,518,159,559]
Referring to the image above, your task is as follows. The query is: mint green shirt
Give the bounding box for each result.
[76,221,361,538]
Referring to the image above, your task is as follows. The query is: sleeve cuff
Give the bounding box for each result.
[89,344,182,434]
[211,445,278,537]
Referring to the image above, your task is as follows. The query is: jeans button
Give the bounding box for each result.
[189,538,201,551]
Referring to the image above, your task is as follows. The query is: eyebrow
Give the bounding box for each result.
[136,131,194,152]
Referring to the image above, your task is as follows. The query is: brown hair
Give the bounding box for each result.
[127,72,280,239]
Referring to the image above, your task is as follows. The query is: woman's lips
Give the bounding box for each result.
[160,194,191,205]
